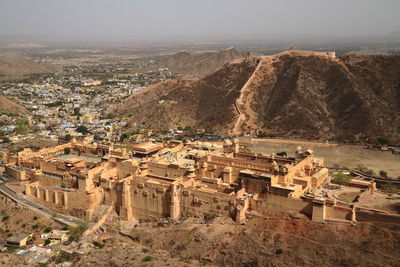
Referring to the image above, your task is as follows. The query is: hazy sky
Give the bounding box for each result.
[0,0,399,40]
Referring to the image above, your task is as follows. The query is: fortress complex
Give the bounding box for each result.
[2,137,338,222]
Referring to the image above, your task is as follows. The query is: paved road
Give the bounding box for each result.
[0,178,83,226]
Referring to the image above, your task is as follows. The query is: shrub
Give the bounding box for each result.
[204,212,217,221]
[93,241,105,248]
[33,216,38,220]
[6,245,20,252]
[44,239,51,246]
[2,215,9,221]
[67,223,87,241]
[275,248,283,255]
[143,256,153,262]
[64,147,71,155]
[381,183,397,195]
[333,172,351,185]
[44,227,52,233]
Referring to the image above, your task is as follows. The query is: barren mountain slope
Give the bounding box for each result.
[77,216,400,267]
[160,48,250,77]
[111,51,400,144]
[0,95,30,115]
[245,52,400,143]
[0,53,57,76]
[109,57,259,131]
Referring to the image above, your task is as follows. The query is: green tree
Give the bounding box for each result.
[120,133,128,142]
[64,147,71,155]
[14,118,29,134]
[73,108,81,116]
[276,151,287,157]
[379,170,388,179]
[76,125,89,134]
[64,134,72,141]
[2,137,10,143]
[377,137,389,145]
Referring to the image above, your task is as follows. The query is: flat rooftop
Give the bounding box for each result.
[129,142,163,154]
[56,154,102,164]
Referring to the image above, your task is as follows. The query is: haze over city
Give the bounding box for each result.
[1,0,400,43]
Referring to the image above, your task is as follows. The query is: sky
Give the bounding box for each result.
[0,0,399,42]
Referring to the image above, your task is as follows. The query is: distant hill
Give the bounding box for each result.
[159,47,251,77]
[110,51,400,144]
[0,95,30,115]
[0,53,57,77]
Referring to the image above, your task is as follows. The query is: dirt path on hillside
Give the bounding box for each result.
[233,56,264,135]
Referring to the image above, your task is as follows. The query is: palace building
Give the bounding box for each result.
[3,137,336,223]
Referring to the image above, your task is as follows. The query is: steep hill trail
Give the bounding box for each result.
[232,50,339,136]
[110,50,400,144]
[232,56,263,135]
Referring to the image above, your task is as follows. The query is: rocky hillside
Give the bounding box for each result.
[245,52,400,143]
[110,51,400,144]
[0,95,30,115]
[0,53,56,77]
[76,215,400,267]
[110,57,259,132]
[160,47,250,77]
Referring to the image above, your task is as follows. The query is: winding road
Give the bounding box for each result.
[0,177,83,226]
